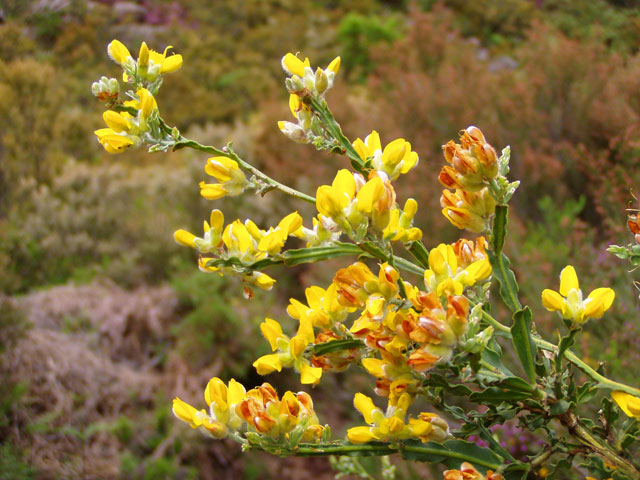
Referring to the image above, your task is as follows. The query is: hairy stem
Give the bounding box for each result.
[174,137,317,204]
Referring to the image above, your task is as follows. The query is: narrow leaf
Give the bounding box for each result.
[491,205,508,254]
[312,339,365,356]
[282,243,361,266]
[511,307,537,383]
[488,251,521,312]
[408,241,430,269]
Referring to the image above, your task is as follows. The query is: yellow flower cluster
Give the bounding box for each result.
[353,131,419,181]
[94,88,157,153]
[443,462,504,480]
[94,39,183,154]
[249,253,489,435]
[174,209,302,291]
[541,265,615,325]
[347,392,448,444]
[304,168,420,244]
[173,378,324,442]
[108,39,182,83]
[278,53,340,143]
[439,127,499,232]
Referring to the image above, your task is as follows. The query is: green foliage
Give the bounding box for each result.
[170,269,269,377]
[0,443,36,480]
[337,13,403,80]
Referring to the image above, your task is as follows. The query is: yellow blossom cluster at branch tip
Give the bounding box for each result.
[439,127,500,232]
[541,265,615,324]
[353,131,419,181]
[94,88,157,153]
[173,210,302,291]
[173,378,324,442]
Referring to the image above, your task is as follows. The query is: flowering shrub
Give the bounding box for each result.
[91,40,640,480]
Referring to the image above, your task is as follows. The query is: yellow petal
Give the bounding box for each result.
[347,426,376,443]
[587,287,615,312]
[199,183,228,200]
[327,56,341,74]
[161,53,183,73]
[172,397,200,428]
[260,318,284,350]
[204,377,227,409]
[138,41,149,67]
[173,229,196,247]
[354,393,377,424]
[209,209,224,233]
[559,265,579,296]
[299,363,322,384]
[107,39,131,65]
[356,176,384,213]
[332,169,357,199]
[227,379,246,406]
[282,53,309,77]
[253,354,282,375]
[102,110,131,133]
[612,390,640,417]
[541,289,565,313]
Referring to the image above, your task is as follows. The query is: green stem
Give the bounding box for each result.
[308,98,363,169]
[566,414,640,478]
[174,137,316,204]
[274,442,502,470]
[473,303,640,397]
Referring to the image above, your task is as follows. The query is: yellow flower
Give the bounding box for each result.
[94,128,135,154]
[236,383,324,441]
[424,243,491,296]
[541,265,615,324]
[252,317,322,384]
[200,157,248,200]
[107,39,182,80]
[204,377,246,429]
[352,131,419,180]
[281,52,340,97]
[94,89,158,154]
[287,283,353,329]
[383,198,423,242]
[347,393,448,444]
[440,188,496,233]
[174,209,224,254]
[611,390,640,417]
[172,397,227,438]
[107,39,132,66]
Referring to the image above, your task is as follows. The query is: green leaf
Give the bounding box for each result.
[502,463,531,480]
[470,387,531,404]
[282,243,361,266]
[491,205,508,253]
[549,400,571,416]
[499,376,536,394]
[312,339,365,356]
[423,373,473,396]
[408,241,430,269]
[556,329,578,369]
[510,307,537,383]
[401,439,503,472]
[488,251,521,312]
[482,341,515,377]
[576,383,597,405]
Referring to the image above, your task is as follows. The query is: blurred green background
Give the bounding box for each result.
[2,0,640,478]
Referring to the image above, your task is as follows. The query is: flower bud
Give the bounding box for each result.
[315,67,328,95]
